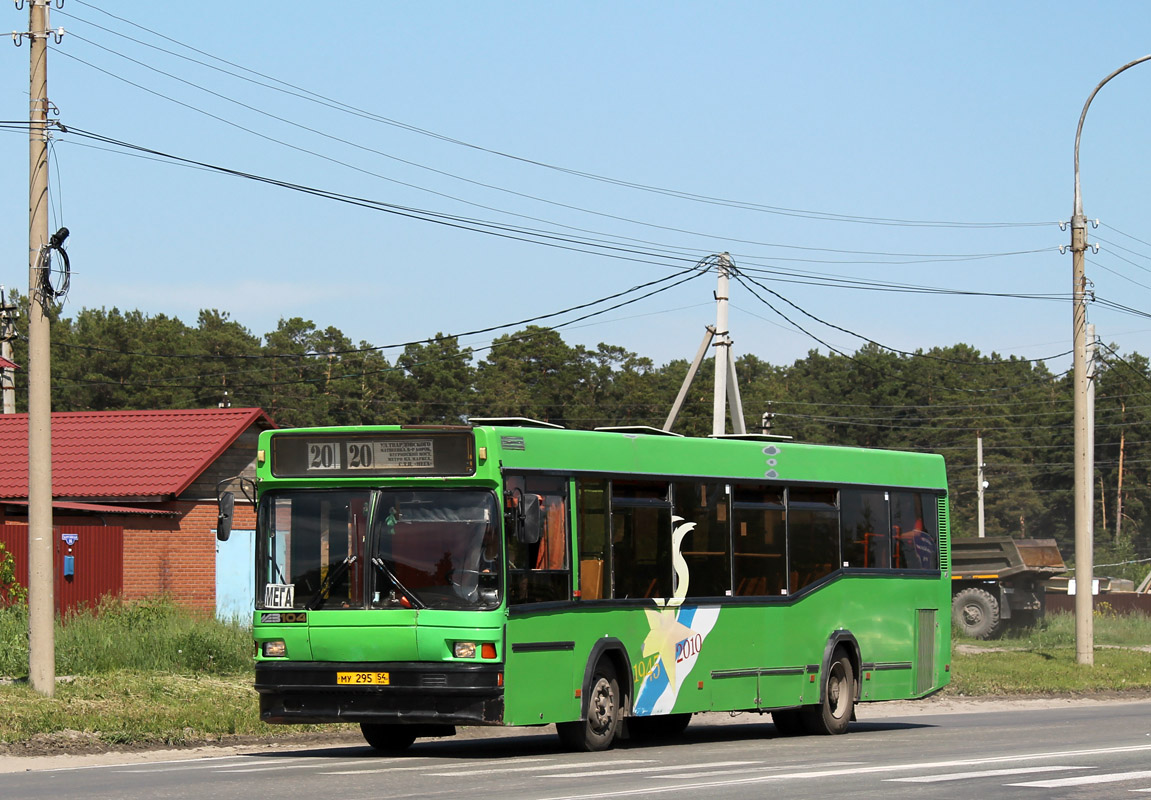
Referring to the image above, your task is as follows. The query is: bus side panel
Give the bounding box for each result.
[504,611,580,725]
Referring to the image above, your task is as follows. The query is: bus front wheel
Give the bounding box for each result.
[360,723,417,753]
[803,653,854,735]
[557,662,621,751]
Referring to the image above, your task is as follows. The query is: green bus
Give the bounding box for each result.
[217,419,951,752]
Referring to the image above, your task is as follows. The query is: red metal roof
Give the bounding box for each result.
[0,408,274,500]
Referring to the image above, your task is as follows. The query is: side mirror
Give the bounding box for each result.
[517,493,542,544]
[217,491,234,542]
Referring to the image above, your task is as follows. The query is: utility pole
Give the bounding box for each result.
[976,435,986,538]
[711,253,745,436]
[1086,324,1096,549]
[26,0,55,696]
[1066,56,1151,666]
[0,286,16,414]
[663,253,747,435]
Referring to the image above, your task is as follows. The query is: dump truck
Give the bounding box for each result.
[951,537,1067,639]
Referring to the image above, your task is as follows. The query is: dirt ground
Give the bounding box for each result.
[3,691,1150,774]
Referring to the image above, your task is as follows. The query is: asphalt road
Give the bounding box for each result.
[6,699,1151,800]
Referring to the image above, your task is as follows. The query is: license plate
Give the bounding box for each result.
[336,671,390,685]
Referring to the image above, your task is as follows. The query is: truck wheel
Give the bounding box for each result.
[557,661,621,751]
[360,723,417,753]
[953,587,1002,639]
[802,652,854,735]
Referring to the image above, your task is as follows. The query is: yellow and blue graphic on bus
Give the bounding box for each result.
[633,516,721,715]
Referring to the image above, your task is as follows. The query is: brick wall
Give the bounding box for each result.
[121,501,256,614]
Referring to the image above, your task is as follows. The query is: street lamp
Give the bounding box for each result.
[1070,54,1151,667]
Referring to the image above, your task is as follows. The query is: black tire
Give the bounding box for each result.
[802,653,854,735]
[952,586,1002,640]
[628,712,691,741]
[771,708,807,737]
[360,723,417,753]
[557,662,622,751]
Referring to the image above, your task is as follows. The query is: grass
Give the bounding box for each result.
[0,596,252,677]
[1,601,1149,749]
[947,609,1151,696]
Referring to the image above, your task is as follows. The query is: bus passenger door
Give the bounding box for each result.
[502,474,579,725]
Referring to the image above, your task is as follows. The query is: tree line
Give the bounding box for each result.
[5,293,1151,582]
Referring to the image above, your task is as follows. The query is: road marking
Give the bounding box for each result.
[322,756,621,776]
[535,744,1151,800]
[887,766,1092,783]
[115,757,324,773]
[217,759,380,774]
[1009,770,1151,789]
[439,761,754,779]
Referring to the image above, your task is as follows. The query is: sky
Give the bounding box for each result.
[3,1,1151,379]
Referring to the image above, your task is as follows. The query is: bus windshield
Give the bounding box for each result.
[372,490,501,610]
[257,488,502,611]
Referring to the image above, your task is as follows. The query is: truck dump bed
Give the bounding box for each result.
[951,537,1067,579]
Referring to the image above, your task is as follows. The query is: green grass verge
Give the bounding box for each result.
[948,648,1151,696]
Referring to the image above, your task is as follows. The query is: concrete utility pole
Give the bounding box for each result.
[711,253,745,436]
[1070,54,1151,667]
[1087,323,1096,553]
[976,435,985,538]
[0,286,16,414]
[663,253,746,435]
[26,0,55,696]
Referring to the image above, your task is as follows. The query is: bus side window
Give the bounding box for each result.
[505,474,571,604]
[787,487,839,593]
[576,479,609,600]
[732,484,786,596]
[891,491,939,570]
[611,480,672,599]
[841,489,890,569]
[672,481,731,597]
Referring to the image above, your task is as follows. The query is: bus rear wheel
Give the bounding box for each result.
[557,662,621,752]
[803,653,854,735]
[360,723,417,753]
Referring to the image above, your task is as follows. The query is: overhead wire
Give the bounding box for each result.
[65,1,1055,232]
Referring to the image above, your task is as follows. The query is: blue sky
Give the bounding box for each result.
[3,1,1151,376]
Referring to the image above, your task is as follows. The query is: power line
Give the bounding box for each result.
[65,1,1056,232]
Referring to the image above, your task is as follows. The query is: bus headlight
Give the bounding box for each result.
[453,642,477,659]
[263,640,287,658]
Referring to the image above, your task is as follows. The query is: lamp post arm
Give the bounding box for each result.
[1074,54,1151,217]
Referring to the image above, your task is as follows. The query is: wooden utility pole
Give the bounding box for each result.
[26,0,55,696]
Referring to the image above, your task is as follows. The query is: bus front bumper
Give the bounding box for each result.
[255,661,505,726]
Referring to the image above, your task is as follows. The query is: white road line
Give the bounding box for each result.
[115,757,319,773]
[887,766,1092,783]
[430,761,749,778]
[535,743,1151,800]
[217,759,380,774]
[322,756,590,776]
[1009,770,1151,789]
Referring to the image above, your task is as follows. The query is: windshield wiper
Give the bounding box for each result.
[371,556,425,609]
[306,555,357,610]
